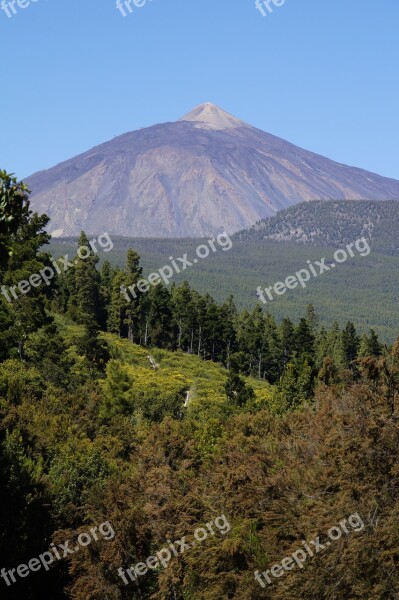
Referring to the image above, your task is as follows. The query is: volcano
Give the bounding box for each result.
[26,103,399,237]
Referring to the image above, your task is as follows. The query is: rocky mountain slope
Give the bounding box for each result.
[26,103,399,237]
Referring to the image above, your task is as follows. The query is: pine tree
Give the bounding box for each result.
[274,360,313,412]
[359,329,382,358]
[225,370,255,407]
[342,321,360,368]
[0,171,29,268]
[147,284,173,348]
[75,318,110,377]
[194,293,218,359]
[294,318,315,365]
[323,322,345,367]
[107,249,143,341]
[264,313,283,382]
[219,295,238,368]
[67,231,103,326]
[100,360,132,418]
[0,174,52,360]
[123,249,144,343]
[305,303,319,334]
[274,362,298,412]
[99,260,113,326]
[237,306,268,378]
[107,267,126,336]
[368,329,382,357]
[171,282,195,351]
[280,317,296,367]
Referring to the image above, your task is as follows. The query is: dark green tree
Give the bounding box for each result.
[342,321,360,368]
[107,249,143,342]
[219,295,238,368]
[67,231,103,326]
[0,174,52,360]
[294,318,315,365]
[75,319,110,377]
[147,284,173,348]
[280,317,296,367]
[225,370,255,407]
[359,329,382,358]
[0,171,29,268]
[305,303,319,335]
[171,281,195,351]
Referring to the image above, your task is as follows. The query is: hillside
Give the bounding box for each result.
[2,173,399,600]
[2,318,399,600]
[26,104,399,238]
[101,331,274,411]
[48,235,399,343]
[236,200,399,254]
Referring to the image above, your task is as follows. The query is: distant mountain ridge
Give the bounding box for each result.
[26,103,399,238]
[235,200,399,254]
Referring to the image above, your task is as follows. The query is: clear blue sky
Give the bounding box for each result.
[1,0,398,180]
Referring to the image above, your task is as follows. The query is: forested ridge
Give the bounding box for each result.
[236,200,399,255]
[1,172,399,599]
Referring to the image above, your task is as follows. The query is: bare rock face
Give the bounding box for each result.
[26,103,399,237]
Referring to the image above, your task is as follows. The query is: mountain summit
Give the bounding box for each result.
[26,104,399,238]
[178,103,248,130]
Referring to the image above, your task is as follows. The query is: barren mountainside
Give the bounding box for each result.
[26,104,399,237]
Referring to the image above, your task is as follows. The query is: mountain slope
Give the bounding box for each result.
[235,199,399,254]
[26,103,399,237]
